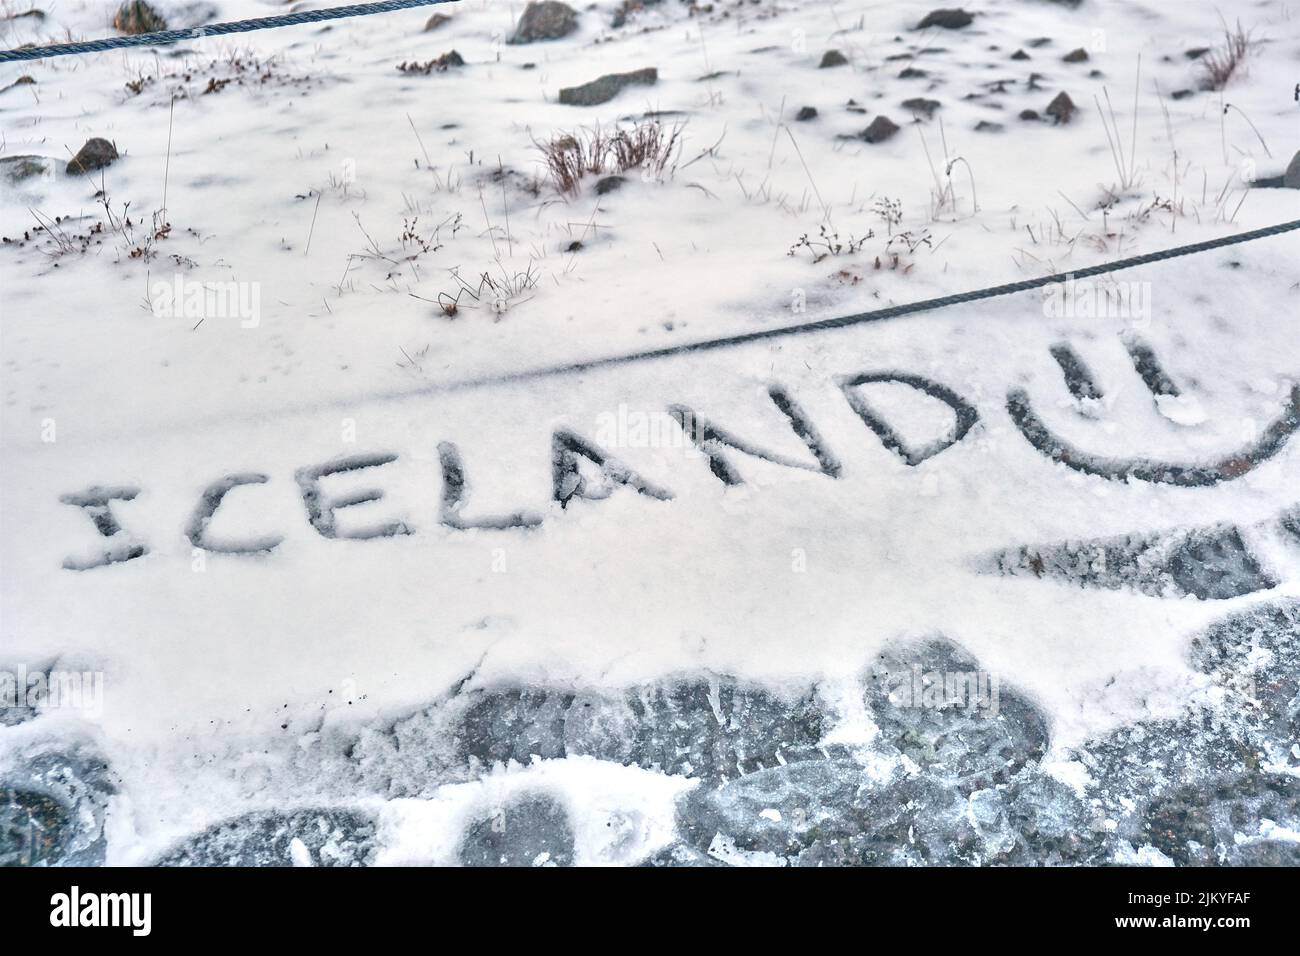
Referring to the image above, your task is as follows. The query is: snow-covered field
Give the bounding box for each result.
[1,0,1298,866]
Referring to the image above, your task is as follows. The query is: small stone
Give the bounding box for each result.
[423,13,452,31]
[795,106,818,121]
[460,794,575,867]
[974,120,1004,132]
[819,49,848,68]
[558,67,657,106]
[1045,91,1076,124]
[901,97,941,118]
[113,0,166,35]
[1018,108,1041,121]
[0,75,36,95]
[1185,47,1210,59]
[1027,37,1052,48]
[595,175,626,195]
[859,115,901,143]
[66,138,119,175]
[1170,89,1194,100]
[898,66,928,79]
[916,9,974,30]
[1011,49,1030,60]
[508,1,578,45]
[1062,47,1089,63]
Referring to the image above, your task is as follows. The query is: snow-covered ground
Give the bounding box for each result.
[1,0,1298,866]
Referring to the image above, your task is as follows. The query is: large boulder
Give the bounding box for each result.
[558,67,658,106]
[66,138,119,175]
[916,9,973,30]
[508,2,578,45]
[113,0,166,35]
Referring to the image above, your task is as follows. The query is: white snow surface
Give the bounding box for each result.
[1,0,1298,862]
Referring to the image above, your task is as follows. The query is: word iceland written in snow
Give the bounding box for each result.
[55,338,1300,571]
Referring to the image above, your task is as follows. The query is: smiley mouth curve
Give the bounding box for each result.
[1006,384,1300,486]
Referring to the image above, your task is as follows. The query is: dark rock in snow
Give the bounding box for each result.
[618,679,826,778]
[460,794,575,867]
[0,749,114,867]
[66,138,118,174]
[1140,771,1300,866]
[558,67,657,106]
[0,75,36,96]
[1170,88,1194,100]
[611,0,668,29]
[901,97,941,117]
[1073,708,1265,821]
[1185,47,1210,59]
[457,687,572,766]
[974,120,1004,132]
[901,97,941,118]
[916,9,974,30]
[1250,151,1300,189]
[114,0,166,35]
[0,790,69,866]
[1027,37,1052,48]
[594,175,627,195]
[1062,47,1089,63]
[864,637,1050,791]
[898,66,928,79]
[1019,108,1041,121]
[1189,600,1300,751]
[423,12,452,31]
[156,809,377,866]
[988,523,1276,601]
[676,758,875,859]
[858,115,901,143]
[1011,49,1030,60]
[1045,91,1076,123]
[0,155,54,184]
[795,106,818,121]
[508,1,578,44]
[677,756,1109,866]
[454,679,825,780]
[819,49,849,68]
